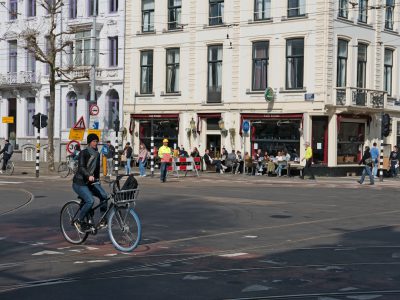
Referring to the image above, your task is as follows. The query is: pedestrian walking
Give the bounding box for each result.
[300,142,315,180]
[389,145,399,178]
[370,142,379,178]
[101,141,115,176]
[358,146,374,185]
[158,139,172,183]
[138,143,149,177]
[0,139,13,174]
[123,142,133,175]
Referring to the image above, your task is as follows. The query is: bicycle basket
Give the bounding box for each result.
[112,175,139,204]
[114,189,139,204]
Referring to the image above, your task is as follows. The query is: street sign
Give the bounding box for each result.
[242,120,250,133]
[264,87,274,102]
[87,129,101,140]
[73,116,86,130]
[89,104,99,116]
[69,129,85,141]
[2,116,14,124]
[66,140,80,154]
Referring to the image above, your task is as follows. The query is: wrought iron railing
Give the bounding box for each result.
[334,87,386,109]
[0,71,39,86]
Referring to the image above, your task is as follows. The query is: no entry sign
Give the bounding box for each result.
[66,140,80,154]
[89,104,99,116]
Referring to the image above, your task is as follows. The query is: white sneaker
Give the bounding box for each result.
[0,170,3,174]
[220,169,224,174]
[142,174,147,177]
[222,165,227,170]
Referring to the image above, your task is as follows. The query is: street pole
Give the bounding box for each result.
[90,5,97,104]
[36,113,41,178]
[151,117,154,177]
[380,112,384,182]
[114,118,119,177]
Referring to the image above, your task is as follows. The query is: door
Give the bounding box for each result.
[8,98,17,139]
[206,134,221,158]
[312,116,328,164]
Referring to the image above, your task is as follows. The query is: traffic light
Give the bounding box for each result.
[32,113,41,129]
[382,113,391,137]
[40,114,48,128]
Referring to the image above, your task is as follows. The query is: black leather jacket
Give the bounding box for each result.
[72,148,100,186]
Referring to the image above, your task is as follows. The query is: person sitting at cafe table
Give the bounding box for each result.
[253,149,264,175]
[226,150,237,172]
[275,151,288,177]
[235,150,244,174]
[203,149,227,174]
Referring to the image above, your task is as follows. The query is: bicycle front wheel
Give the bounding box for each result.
[60,200,88,244]
[58,162,70,178]
[108,207,141,252]
[5,162,14,176]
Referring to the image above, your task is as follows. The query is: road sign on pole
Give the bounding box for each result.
[89,104,99,116]
[242,120,250,134]
[66,140,80,154]
[73,116,86,130]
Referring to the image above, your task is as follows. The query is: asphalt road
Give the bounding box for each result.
[1,174,400,300]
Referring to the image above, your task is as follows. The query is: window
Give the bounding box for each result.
[252,41,269,91]
[142,0,154,32]
[286,38,304,89]
[166,48,180,93]
[384,48,393,96]
[27,98,35,137]
[357,43,367,88]
[69,0,77,19]
[337,122,365,164]
[385,0,394,30]
[337,39,348,87]
[27,50,36,73]
[107,90,119,130]
[9,0,17,20]
[27,0,36,17]
[397,122,400,147]
[109,37,118,67]
[254,0,271,20]
[140,50,153,94]
[287,0,305,18]
[207,45,223,103]
[168,0,182,30]
[74,31,99,67]
[139,119,179,151]
[66,92,77,128]
[88,0,98,16]
[358,0,368,23]
[9,40,17,73]
[209,0,224,26]
[110,0,118,12]
[338,0,348,18]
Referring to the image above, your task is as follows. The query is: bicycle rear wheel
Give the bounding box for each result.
[5,162,14,176]
[108,206,141,252]
[58,162,70,178]
[60,200,88,244]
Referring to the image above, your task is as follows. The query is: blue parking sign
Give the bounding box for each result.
[242,120,250,133]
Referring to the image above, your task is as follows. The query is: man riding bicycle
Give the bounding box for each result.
[0,139,14,174]
[72,133,108,233]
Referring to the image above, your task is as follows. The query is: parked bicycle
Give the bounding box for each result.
[58,156,78,178]
[0,154,14,176]
[60,175,141,252]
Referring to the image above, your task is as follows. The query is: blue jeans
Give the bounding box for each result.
[160,162,168,182]
[72,183,108,221]
[125,158,131,175]
[139,159,147,176]
[360,165,374,184]
[390,161,398,177]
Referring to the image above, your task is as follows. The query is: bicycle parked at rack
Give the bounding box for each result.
[0,154,14,176]
[60,175,141,252]
[58,156,78,178]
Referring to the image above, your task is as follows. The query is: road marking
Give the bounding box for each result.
[243,235,258,239]
[219,253,248,258]
[32,250,64,256]
[183,275,209,280]
[242,285,271,292]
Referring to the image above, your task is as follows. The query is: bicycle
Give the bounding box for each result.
[60,175,141,252]
[0,155,14,176]
[58,156,78,178]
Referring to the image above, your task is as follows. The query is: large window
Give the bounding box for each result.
[384,48,393,96]
[337,39,348,87]
[337,122,365,165]
[254,0,271,20]
[142,0,154,32]
[338,0,348,18]
[27,50,36,73]
[74,31,99,67]
[252,41,269,91]
[9,0,17,20]
[69,0,77,19]
[66,92,77,129]
[27,98,35,137]
[358,0,368,23]
[107,90,119,130]
[286,38,304,90]
[357,43,368,88]
[110,0,118,12]
[209,0,224,26]
[385,0,395,30]
[88,0,98,16]
[9,40,17,73]
[166,48,180,93]
[287,0,305,18]
[27,0,36,17]
[207,45,223,103]
[168,0,181,30]
[140,50,153,94]
[109,37,118,67]
[139,119,179,151]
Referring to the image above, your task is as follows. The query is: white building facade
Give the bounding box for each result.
[0,0,125,161]
[124,0,400,173]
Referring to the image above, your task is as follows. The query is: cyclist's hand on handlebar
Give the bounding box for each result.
[88,176,95,182]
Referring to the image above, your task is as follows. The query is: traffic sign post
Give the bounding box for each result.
[89,104,99,116]
[2,116,14,124]
[242,120,250,177]
[66,140,80,154]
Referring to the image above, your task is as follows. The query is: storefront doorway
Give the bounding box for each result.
[207,134,221,158]
[312,116,328,164]
[8,98,17,139]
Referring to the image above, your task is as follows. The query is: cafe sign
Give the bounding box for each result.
[264,87,274,102]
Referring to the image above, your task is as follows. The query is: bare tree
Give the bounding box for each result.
[20,0,89,171]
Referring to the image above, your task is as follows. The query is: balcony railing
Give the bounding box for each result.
[67,67,123,81]
[0,71,40,87]
[334,87,386,109]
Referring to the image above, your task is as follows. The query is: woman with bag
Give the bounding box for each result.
[357,146,374,185]
[138,143,149,177]
[123,142,133,175]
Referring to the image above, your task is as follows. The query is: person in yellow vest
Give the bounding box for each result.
[301,141,315,180]
[158,138,172,183]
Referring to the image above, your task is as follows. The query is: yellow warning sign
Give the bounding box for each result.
[87,129,101,140]
[2,116,14,124]
[69,129,85,141]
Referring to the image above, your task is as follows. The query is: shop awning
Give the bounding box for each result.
[239,113,303,135]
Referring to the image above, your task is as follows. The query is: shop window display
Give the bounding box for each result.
[337,122,365,164]
[139,119,179,152]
